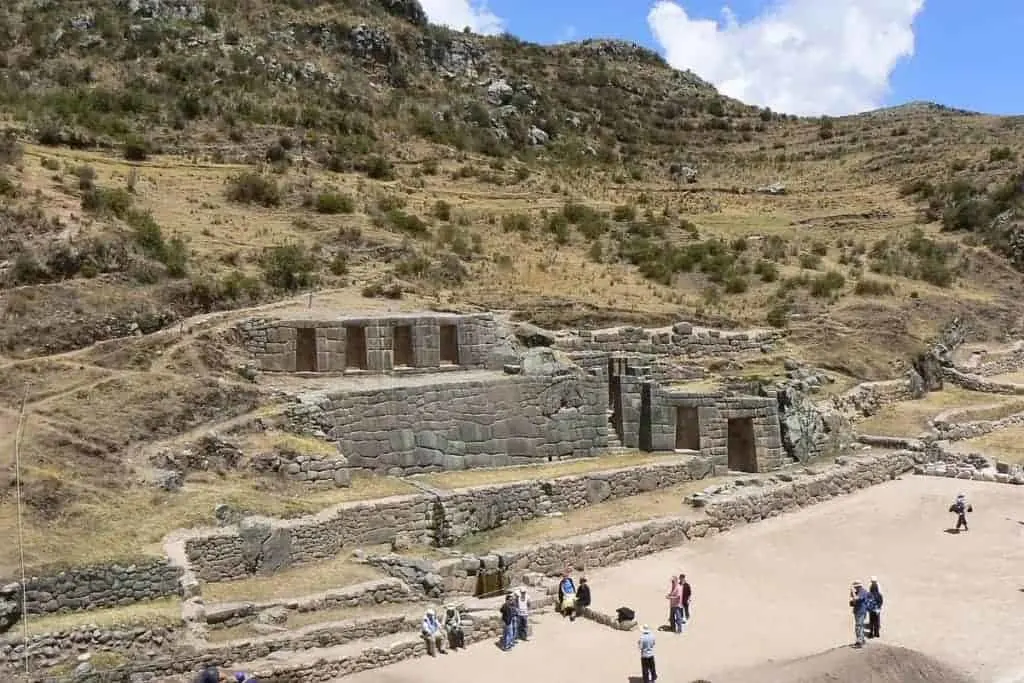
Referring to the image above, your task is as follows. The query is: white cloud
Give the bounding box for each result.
[419,0,505,35]
[647,0,926,116]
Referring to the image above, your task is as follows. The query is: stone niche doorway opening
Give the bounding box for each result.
[345,325,367,371]
[393,325,414,368]
[727,417,758,473]
[674,407,700,451]
[295,327,317,372]
[439,324,460,365]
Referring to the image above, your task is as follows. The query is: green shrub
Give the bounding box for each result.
[501,213,532,234]
[383,209,429,236]
[612,204,636,221]
[315,191,354,214]
[754,259,779,282]
[854,277,894,296]
[81,187,133,218]
[809,270,845,297]
[226,172,281,207]
[433,200,452,221]
[259,244,317,291]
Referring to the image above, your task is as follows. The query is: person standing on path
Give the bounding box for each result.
[500,592,518,650]
[515,587,530,641]
[638,624,658,683]
[679,573,692,623]
[950,493,972,532]
[849,580,868,648]
[665,576,683,633]
[866,577,883,639]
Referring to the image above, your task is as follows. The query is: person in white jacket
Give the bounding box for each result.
[515,587,530,641]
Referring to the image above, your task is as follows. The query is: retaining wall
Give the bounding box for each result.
[831,378,916,419]
[285,374,609,474]
[497,451,916,578]
[0,624,180,669]
[239,312,513,374]
[554,321,782,357]
[944,368,1024,395]
[184,458,713,582]
[3,559,183,616]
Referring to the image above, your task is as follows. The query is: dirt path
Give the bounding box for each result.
[342,476,1024,683]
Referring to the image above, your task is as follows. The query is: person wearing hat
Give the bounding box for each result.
[638,624,657,682]
[866,577,884,639]
[848,580,868,648]
[194,666,220,683]
[443,603,465,650]
[557,572,577,621]
[421,607,446,656]
[515,587,530,641]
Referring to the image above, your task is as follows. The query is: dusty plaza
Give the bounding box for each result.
[343,476,1024,683]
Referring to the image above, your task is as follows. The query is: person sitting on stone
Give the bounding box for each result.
[575,577,592,618]
[443,603,465,650]
[557,572,577,621]
[194,666,219,683]
[421,608,446,656]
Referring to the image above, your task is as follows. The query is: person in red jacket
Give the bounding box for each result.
[678,574,692,623]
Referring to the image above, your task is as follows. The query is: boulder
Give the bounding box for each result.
[0,582,21,634]
[513,322,556,348]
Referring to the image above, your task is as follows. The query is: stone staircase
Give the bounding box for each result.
[605,408,630,453]
[226,596,554,683]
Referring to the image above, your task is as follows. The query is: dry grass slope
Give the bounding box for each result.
[0,0,1021,574]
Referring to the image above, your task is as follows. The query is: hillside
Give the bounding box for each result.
[0,0,1022,573]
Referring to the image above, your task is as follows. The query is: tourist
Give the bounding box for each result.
[500,592,518,650]
[638,624,658,683]
[558,572,577,621]
[421,608,446,656]
[515,587,530,640]
[665,576,683,633]
[679,573,692,624]
[950,493,973,532]
[443,604,465,650]
[849,580,868,648]
[575,577,592,618]
[194,666,219,683]
[234,673,259,683]
[866,577,884,639]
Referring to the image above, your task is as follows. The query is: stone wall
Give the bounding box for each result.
[184,458,713,582]
[643,386,785,472]
[286,374,609,473]
[238,312,513,374]
[0,623,179,670]
[203,578,415,629]
[498,451,915,579]
[956,344,1024,377]
[251,448,352,488]
[3,559,183,616]
[830,378,917,420]
[554,321,782,357]
[944,368,1024,395]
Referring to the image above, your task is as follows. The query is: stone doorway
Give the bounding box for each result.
[639,382,653,452]
[295,327,317,372]
[393,325,414,367]
[727,417,758,473]
[675,407,700,450]
[609,375,624,442]
[344,325,367,370]
[439,324,459,365]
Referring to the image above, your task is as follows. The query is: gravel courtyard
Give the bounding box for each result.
[343,475,1024,683]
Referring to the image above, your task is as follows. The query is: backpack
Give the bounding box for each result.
[617,606,635,622]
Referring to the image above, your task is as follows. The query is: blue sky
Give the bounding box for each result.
[425,0,1024,116]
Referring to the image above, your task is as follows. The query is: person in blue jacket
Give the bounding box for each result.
[849,580,868,648]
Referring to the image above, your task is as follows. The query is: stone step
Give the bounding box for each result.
[232,614,505,683]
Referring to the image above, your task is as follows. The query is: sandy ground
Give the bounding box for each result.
[342,476,1024,683]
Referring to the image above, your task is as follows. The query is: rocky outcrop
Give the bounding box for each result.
[0,583,20,634]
